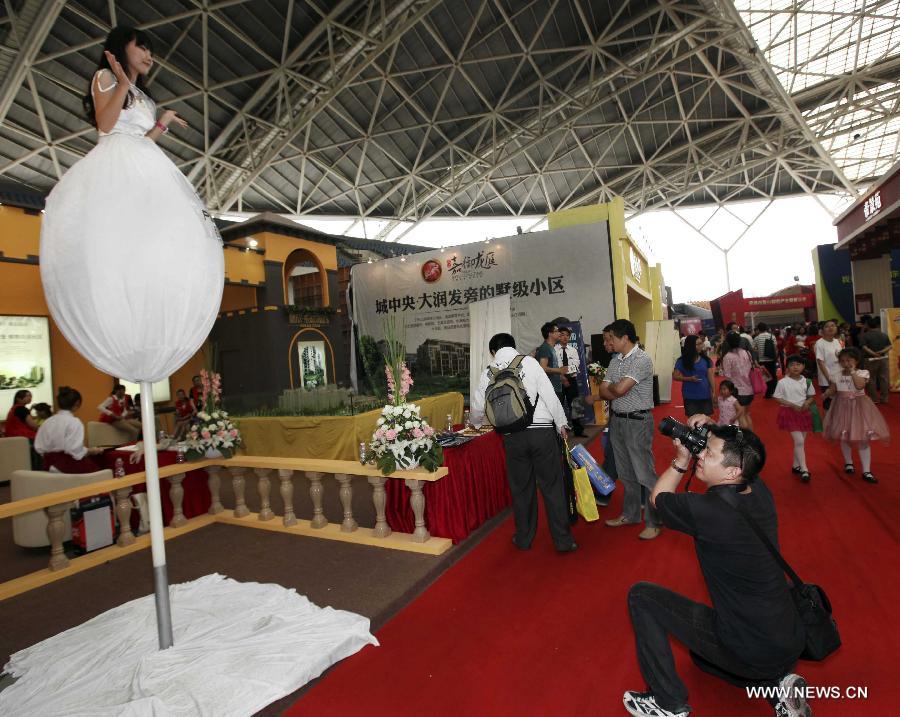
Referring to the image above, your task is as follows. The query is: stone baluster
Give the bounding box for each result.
[334,474,358,533]
[45,503,70,571]
[114,487,135,546]
[254,468,275,521]
[368,475,391,538]
[228,466,250,518]
[404,479,430,543]
[307,471,328,528]
[206,465,224,514]
[168,473,187,527]
[278,469,297,527]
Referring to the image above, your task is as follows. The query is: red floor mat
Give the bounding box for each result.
[290,395,899,716]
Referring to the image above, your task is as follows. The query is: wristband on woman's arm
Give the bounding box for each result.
[155,121,169,133]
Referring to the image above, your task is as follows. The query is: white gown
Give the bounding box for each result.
[40,70,224,383]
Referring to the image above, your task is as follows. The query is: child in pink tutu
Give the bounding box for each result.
[823,347,890,484]
[773,355,818,483]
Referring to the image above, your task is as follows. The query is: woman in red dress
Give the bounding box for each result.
[97,384,141,441]
[172,388,197,440]
[4,390,38,440]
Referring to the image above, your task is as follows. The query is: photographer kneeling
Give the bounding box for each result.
[623,416,810,717]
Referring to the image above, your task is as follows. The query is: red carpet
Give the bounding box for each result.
[290,395,899,716]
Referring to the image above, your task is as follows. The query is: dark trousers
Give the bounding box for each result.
[760,361,778,398]
[560,383,584,434]
[502,427,574,550]
[628,582,794,710]
[865,358,890,403]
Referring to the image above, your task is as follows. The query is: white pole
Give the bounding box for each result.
[140,382,174,649]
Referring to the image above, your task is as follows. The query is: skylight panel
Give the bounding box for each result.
[733,0,900,183]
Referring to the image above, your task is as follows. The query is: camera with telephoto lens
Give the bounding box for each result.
[658,416,710,455]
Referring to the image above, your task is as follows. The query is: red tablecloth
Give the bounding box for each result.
[104,449,211,525]
[385,431,510,544]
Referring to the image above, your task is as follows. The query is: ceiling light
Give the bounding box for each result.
[247,238,258,248]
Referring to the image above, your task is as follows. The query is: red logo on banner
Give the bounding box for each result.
[422,259,442,283]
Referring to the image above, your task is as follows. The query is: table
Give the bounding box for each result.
[385,430,510,544]
[103,448,211,525]
[235,392,463,459]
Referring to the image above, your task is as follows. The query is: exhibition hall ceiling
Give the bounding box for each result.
[0,0,897,240]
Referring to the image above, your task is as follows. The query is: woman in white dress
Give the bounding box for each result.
[40,26,224,383]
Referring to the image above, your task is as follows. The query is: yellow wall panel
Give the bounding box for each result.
[0,205,41,260]
[223,246,265,285]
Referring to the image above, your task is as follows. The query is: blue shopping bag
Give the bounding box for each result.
[570,443,616,496]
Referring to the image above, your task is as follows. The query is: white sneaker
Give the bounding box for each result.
[773,674,812,717]
[623,691,691,717]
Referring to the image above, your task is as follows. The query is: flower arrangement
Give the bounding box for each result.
[367,317,442,474]
[587,362,606,380]
[185,369,242,459]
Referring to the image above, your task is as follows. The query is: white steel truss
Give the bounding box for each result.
[0,0,897,234]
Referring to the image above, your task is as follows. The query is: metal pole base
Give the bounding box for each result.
[153,564,174,649]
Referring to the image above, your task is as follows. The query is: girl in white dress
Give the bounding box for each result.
[772,355,818,483]
[40,27,223,381]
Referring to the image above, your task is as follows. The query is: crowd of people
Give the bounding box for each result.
[468,313,892,717]
[2,306,893,717]
[2,376,206,473]
[676,318,891,484]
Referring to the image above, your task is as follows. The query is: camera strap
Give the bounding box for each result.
[713,489,804,588]
[681,457,699,492]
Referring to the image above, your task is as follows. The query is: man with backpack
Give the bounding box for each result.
[470,332,577,553]
[753,323,778,398]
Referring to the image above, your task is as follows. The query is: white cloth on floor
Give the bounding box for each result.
[0,573,378,716]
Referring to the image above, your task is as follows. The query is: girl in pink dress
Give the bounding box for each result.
[716,380,746,427]
[823,347,890,483]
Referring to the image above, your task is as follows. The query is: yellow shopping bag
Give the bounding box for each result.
[572,465,600,522]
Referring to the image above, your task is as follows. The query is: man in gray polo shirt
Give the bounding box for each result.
[598,319,661,540]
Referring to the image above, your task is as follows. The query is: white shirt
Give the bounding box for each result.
[833,369,868,394]
[814,337,842,387]
[554,343,580,373]
[773,375,815,407]
[34,410,88,460]
[471,346,568,431]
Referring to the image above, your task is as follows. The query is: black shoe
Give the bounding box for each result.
[799,471,810,483]
[862,472,878,484]
[791,466,802,475]
[556,542,578,553]
[512,537,531,550]
[844,463,855,474]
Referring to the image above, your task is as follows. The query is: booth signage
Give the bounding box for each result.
[351,224,616,387]
[863,191,882,221]
[0,315,54,408]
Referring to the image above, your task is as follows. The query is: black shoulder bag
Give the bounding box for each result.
[715,490,841,661]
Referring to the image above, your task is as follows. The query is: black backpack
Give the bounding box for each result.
[485,355,536,434]
[763,337,777,362]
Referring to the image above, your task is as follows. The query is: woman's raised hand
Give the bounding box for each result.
[104,51,129,85]
[160,109,188,130]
